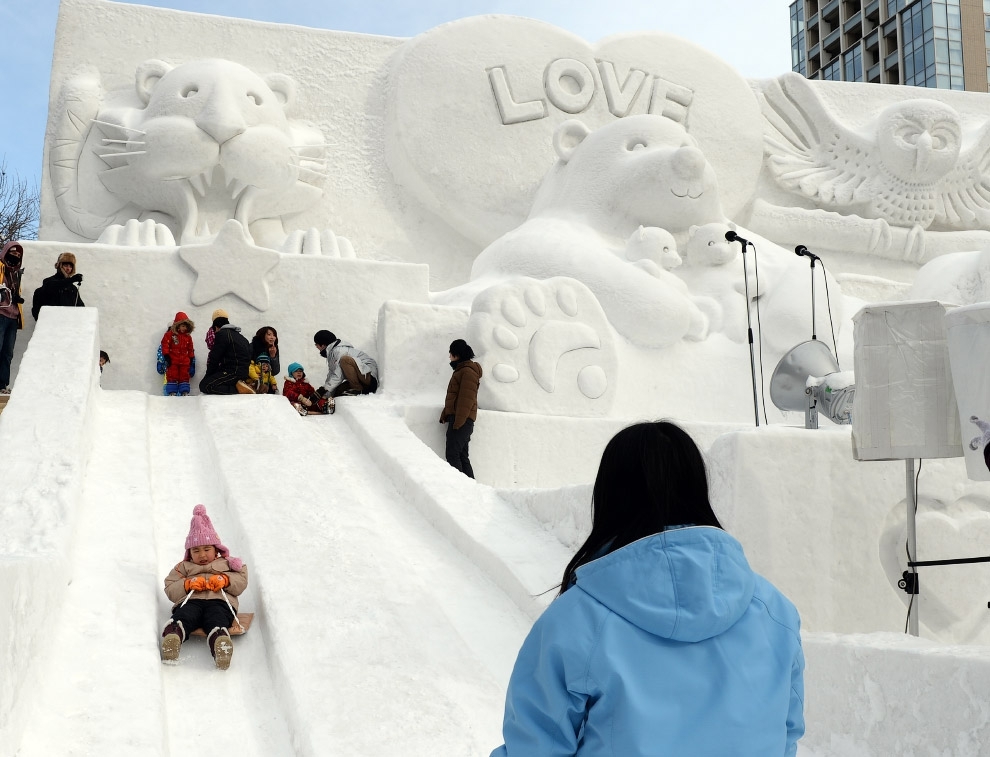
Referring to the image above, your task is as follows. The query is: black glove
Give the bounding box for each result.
[70,273,83,284]
[13,296,23,304]
[163,355,171,368]
[316,386,327,398]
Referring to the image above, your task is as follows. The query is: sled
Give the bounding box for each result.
[189,612,254,637]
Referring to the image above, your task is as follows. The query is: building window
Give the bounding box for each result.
[791,2,807,74]
[823,58,843,80]
[844,45,864,81]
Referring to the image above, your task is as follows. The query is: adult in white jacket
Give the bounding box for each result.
[491,421,805,757]
[313,329,379,397]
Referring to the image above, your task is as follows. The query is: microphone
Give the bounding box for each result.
[724,230,750,246]
[794,245,820,260]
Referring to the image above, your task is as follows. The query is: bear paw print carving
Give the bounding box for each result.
[467,277,617,417]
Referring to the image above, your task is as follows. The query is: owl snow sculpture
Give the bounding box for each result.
[757,73,990,262]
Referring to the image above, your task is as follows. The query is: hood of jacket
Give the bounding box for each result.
[219,323,242,333]
[452,359,483,379]
[2,241,23,269]
[574,526,756,643]
[171,313,195,333]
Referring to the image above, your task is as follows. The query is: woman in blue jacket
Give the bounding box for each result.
[492,421,805,757]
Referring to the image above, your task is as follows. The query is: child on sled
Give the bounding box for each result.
[161,504,248,669]
[282,362,334,415]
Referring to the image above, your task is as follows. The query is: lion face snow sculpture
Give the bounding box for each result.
[51,59,327,248]
[469,115,722,350]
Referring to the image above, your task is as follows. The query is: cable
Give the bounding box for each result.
[903,458,922,634]
[752,244,769,425]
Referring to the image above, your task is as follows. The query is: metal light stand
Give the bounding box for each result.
[738,241,760,426]
[903,459,919,636]
[898,457,990,637]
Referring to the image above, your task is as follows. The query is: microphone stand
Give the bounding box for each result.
[809,255,817,341]
[739,242,760,427]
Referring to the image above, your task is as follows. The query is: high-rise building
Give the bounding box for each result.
[789,0,990,91]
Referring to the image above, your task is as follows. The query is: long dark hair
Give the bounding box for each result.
[251,326,278,354]
[558,421,722,594]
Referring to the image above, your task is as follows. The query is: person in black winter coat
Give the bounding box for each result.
[31,252,85,320]
[0,241,26,392]
[199,316,253,395]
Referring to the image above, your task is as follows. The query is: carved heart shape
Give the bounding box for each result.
[385,16,762,248]
[880,496,990,645]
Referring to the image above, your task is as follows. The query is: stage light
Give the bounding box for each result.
[770,340,854,429]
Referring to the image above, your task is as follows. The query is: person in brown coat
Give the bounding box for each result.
[440,339,482,478]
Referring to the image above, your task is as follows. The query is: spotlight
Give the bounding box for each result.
[769,340,854,429]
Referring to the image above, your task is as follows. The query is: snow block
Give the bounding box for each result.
[803,632,990,756]
[707,425,908,634]
[0,307,100,743]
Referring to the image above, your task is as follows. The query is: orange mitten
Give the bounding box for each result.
[207,574,230,591]
[183,576,209,592]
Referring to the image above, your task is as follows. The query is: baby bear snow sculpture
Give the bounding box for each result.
[469,115,722,350]
[51,58,353,255]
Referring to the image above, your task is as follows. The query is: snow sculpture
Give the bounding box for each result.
[676,222,758,343]
[467,115,717,351]
[756,73,990,263]
[437,114,843,416]
[909,248,990,306]
[385,15,764,247]
[51,58,354,256]
[467,277,617,417]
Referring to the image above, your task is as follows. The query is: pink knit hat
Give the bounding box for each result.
[183,504,243,570]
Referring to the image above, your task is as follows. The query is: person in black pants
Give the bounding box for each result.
[439,339,482,478]
[199,316,252,395]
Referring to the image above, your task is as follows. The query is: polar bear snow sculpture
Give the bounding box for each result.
[441,115,844,417]
[467,115,722,351]
[51,58,353,255]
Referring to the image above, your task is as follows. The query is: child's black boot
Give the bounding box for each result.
[161,620,185,662]
[208,626,233,670]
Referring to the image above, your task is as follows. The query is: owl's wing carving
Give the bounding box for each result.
[934,121,990,228]
[761,73,877,207]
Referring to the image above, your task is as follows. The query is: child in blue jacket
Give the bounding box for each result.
[491,421,805,757]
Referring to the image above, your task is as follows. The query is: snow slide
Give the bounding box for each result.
[2,312,569,755]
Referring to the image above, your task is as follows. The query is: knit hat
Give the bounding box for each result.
[172,311,195,332]
[211,308,228,321]
[256,353,271,365]
[183,504,243,570]
[287,362,304,376]
[313,329,335,346]
[56,252,76,269]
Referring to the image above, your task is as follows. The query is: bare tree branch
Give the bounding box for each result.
[0,157,40,245]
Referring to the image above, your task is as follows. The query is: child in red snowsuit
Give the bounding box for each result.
[161,312,195,396]
[282,362,333,415]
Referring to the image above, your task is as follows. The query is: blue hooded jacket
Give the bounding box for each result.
[492,526,805,757]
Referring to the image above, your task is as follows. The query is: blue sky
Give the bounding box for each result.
[0,0,791,195]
